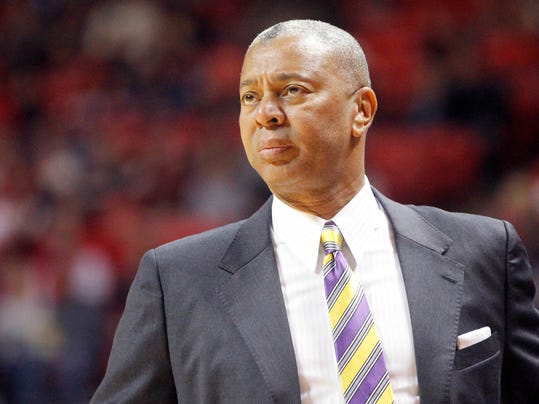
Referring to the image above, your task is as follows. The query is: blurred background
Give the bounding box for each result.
[0,0,537,402]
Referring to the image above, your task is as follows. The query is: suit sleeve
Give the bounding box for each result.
[91,250,177,403]
[502,221,539,403]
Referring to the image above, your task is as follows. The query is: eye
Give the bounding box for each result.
[240,92,259,105]
[282,85,303,97]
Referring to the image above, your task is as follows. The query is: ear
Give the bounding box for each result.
[352,87,377,138]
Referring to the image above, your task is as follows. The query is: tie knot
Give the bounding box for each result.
[320,221,344,254]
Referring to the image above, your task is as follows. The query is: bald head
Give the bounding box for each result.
[249,19,371,89]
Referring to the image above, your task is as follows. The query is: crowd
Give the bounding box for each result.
[0,0,537,402]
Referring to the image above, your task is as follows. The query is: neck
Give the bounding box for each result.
[272,175,365,219]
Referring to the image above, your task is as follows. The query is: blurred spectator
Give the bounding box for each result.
[0,238,63,403]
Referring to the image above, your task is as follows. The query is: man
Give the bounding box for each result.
[92,20,539,403]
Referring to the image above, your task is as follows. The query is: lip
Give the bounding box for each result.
[257,139,293,162]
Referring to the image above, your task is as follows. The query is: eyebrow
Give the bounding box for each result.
[239,72,313,89]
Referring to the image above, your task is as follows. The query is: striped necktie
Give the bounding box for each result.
[321,221,394,404]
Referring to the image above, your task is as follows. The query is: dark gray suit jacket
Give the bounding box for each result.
[92,191,539,403]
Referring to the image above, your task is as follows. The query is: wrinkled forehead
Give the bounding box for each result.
[240,35,335,80]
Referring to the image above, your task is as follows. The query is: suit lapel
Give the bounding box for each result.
[375,190,465,404]
[217,198,301,403]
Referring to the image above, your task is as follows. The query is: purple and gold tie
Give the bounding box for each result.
[321,221,394,404]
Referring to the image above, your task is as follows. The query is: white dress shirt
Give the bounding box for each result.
[271,177,420,403]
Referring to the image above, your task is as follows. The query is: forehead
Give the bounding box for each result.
[240,35,337,84]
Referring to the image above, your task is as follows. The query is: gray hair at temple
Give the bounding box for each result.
[249,19,371,88]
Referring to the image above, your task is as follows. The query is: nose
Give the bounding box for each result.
[255,96,285,128]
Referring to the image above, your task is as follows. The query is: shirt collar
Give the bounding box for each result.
[271,176,384,272]
[332,177,385,266]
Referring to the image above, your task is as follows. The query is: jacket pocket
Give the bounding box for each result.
[454,331,499,370]
[450,332,501,403]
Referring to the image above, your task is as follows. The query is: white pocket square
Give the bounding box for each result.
[457,326,491,350]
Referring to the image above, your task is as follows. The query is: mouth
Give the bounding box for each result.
[259,145,292,160]
[257,140,294,162]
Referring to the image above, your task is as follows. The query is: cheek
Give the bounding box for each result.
[239,134,256,167]
[300,125,353,171]
[239,120,262,170]
[298,111,348,148]
[239,115,254,145]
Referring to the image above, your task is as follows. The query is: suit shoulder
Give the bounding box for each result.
[152,220,244,265]
[374,188,511,242]
[410,204,501,225]
[408,204,510,242]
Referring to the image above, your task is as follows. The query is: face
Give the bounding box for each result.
[239,35,376,208]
